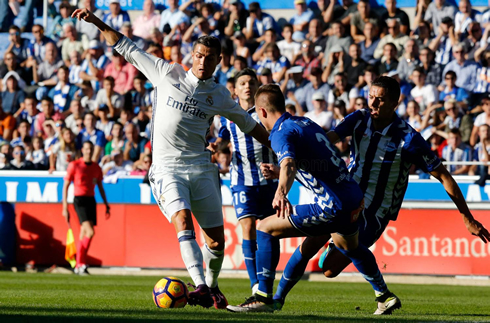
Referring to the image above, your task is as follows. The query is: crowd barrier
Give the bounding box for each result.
[1,171,489,275]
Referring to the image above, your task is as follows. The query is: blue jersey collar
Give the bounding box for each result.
[271,112,292,135]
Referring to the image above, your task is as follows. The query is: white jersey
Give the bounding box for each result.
[114,37,257,167]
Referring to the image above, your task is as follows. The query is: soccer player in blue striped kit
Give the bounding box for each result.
[263,77,490,313]
[216,68,277,294]
[227,84,400,314]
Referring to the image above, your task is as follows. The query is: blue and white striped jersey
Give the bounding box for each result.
[219,107,276,187]
[442,143,472,173]
[335,110,442,221]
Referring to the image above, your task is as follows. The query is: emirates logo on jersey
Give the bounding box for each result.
[206,96,214,106]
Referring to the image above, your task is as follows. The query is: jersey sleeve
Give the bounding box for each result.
[65,161,75,182]
[95,131,106,148]
[218,117,230,141]
[271,125,297,164]
[113,36,173,88]
[404,131,442,173]
[334,109,366,140]
[219,93,257,134]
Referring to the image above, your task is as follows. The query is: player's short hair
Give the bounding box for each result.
[194,36,222,57]
[234,68,258,85]
[255,84,285,114]
[371,76,401,104]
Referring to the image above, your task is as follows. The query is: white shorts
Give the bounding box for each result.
[149,163,223,229]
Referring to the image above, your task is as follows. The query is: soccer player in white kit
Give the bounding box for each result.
[72,8,271,309]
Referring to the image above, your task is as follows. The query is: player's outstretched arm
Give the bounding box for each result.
[248,124,271,148]
[430,164,490,243]
[72,8,122,46]
[273,158,297,219]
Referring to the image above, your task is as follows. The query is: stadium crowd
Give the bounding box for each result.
[0,0,490,183]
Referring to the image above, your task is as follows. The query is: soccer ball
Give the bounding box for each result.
[153,277,189,308]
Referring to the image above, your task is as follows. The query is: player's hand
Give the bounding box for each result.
[261,163,279,179]
[105,204,111,220]
[72,8,98,24]
[207,142,218,154]
[272,192,292,219]
[62,208,70,223]
[465,218,490,243]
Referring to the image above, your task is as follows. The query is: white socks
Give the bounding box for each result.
[178,230,205,286]
[203,244,224,288]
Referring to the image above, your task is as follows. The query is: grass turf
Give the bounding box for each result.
[0,272,489,322]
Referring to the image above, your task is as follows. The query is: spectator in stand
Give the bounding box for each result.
[308,19,327,61]
[121,22,148,51]
[96,105,114,141]
[169,42,189,71]
[304,92,333,131]
[472,124,490,185]
[233,55,248,72]
[396,39,419,82]
[290,0,314,39]
[61,23,89,65]
[76,0,104,40]
[342,43,367,87]
[102,149,133,176]
[0,142,12,168]
[10,145,34,170]
[159,0,186,32]
[324,21,352,58]
[470,95,490,146]
[103,0,131,32]
[131,153,152,176]
[80,40,110,93]
[35,97,62,138]
[105,121,124,156]
[442,128,472,175]
[293,39,321,79]
[222,0,249,38]
[418,46,442,86]
[49,128,77,172]
[26,24,54,66]
[134,106,150,135]
[49,1,77,41]
[359,22,380,65]
[79,81,98,112]
[0,98,16,141]
[214,42,235,86]
[179,0,204,24]
[5,25,30,66]
[95,76,124,118]
[0,52,29,92]
[244,2,277,43]
[443,99,473,143]
[256,43,290,84]
[104,51,138,96]
[462,22,483,61]
[69,51,84,86]
[424,0,457,34]
[439,71,469,105]
[62,140,110,275]
[18,96,38,136]
[381,0,410,35]
[323,0,356,26]
[404,100,423,131]
[43,120,60,158]
[132,0,161,40]
[331,99,347,128]
[454,0,481,40]
[327,73,358,113]
[65,98,84,135]
[123,123,148,163]
[48,66,79,115]
[349,0,381,43]
[32,42,64,98]
[129,75,152,110]
[295,67,330,114]
[374,19,409,60]
[441,43,480,93]
[76,112,106,162]
[358,64,378,100]
[410,67,438,113]
[1,71,26,116]
[231,33,251,67]
[354,96,368,111]
[414,20,432,48]
[430,17,457,67]
[251,28,277,63]
[375,43,399,75]
[277,24,301,64]
[11,120,31,148]
[322,45,347,85]
[388,70,412,116]
[200,3,218,32]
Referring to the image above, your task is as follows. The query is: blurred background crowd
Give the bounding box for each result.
[0,0,489,183]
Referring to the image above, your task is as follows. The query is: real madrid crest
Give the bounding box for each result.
[206,96,214,106]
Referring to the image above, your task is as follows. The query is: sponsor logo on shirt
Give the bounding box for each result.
[206,96,213,106]
[423,154,438,166]
[166,95,208,119]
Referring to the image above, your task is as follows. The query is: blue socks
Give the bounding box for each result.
[336,244,387,293]
[242,239,258,288]
[256,231,280,298]
[274,246,308,301]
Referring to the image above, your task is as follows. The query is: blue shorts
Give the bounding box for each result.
[357,211,390,247]
[231,184,277,220]
[288,202,361,237]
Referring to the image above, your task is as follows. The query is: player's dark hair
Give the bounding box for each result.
[255,84,285,113]
[371,76,401,104]
[194,36,222,57]
[234,68,258,85]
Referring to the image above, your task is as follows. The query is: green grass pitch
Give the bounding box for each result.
[1,272,489,322]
